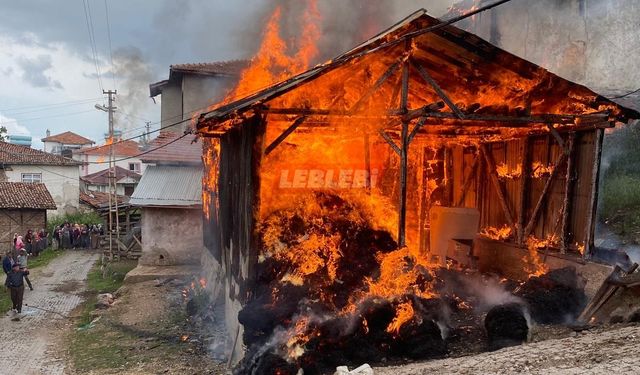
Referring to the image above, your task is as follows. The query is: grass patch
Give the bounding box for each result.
[1,247,64,312]
[600,175,640,219]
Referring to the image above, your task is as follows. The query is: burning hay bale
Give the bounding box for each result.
[235,193,447,374]
[515,267,587,324]
[484,303,529,351]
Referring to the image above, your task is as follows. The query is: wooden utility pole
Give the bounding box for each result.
[104,89,118,261]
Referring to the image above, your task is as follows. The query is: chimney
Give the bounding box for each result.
[46,129,50,137]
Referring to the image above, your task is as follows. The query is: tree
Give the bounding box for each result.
[0,126,6,141]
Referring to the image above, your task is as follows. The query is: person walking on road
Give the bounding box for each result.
[16,249,33,291]
[6,263,27,317]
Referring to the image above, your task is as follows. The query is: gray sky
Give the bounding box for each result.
[0,0,455,149]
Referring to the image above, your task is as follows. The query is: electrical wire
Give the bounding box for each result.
[84,131,193,164]
[82,0,104,93]
[607,88,640,100]
[104,0,116,90]
[0,97,102,113]
[0,110,95,125]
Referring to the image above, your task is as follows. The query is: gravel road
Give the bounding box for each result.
[0,251,98,375]
[375,324,640,374]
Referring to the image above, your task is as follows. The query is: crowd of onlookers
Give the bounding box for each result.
[53,223,103,250]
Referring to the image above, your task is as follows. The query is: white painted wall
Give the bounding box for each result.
[4,164,80,217]
[44,141,92,155]
[73,154,145,176]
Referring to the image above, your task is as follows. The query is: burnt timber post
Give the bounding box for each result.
[398,56,410,248]
[585,128,605,259]
[560,132,576,253]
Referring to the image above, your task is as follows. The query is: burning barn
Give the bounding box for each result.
[196,8,638,374]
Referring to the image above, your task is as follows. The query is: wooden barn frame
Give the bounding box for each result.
[197,9,638,313]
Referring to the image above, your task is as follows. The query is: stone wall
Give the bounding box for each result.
[139,207,203,266]
[463,0,640,91]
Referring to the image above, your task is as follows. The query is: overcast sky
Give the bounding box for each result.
[0,0,456,149]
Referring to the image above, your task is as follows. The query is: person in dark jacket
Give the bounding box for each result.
[3,250,14,274]
[6,263,27,314]
[24,229,33,254]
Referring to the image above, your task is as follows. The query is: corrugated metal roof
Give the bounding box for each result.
[129,165,202,207]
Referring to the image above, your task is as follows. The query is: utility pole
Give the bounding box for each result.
[104,89,119,262]
[144,121,151,146]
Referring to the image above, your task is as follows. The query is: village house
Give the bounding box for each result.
[123,60,246,266]
[149,60,247,132]
[0,182,56,250]
[72,138,144,176]
[0,141,80,216]
[41,130,94,156]
[129,132,203,266]
[80,166,141,196]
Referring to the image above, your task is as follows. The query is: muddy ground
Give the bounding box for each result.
[64,276,227,375]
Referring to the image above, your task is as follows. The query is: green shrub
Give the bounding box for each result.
[600,175,640,219]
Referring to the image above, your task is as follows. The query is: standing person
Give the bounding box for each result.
[80,225,90,249]
[32,231,41,257]
[62,223,71,249]
[6,263,27,316]
[15,235,24,252]
[91,225,101,249]
[16,249,33,291]
[39,228,48,250]
[72,224,81,249]
[24,229,33,255]
[54,225,61,250]
[2,250,14,274]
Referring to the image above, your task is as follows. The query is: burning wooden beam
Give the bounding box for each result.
[264,116,307,155]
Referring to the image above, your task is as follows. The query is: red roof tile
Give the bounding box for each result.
[0,141,79,166]
[41,131,94,145]
[0,182,57,210]
[73,140,141,157]
[140,131,202,164]
[170,60,248,76]
[80,166,141,185]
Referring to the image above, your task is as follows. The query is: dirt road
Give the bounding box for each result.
[375,324,640,374]
[0,251,98,375]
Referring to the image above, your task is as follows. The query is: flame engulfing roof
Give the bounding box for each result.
[0,182,57,210]
[197,9,638,137]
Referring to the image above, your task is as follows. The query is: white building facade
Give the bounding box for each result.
[0,142,80,217]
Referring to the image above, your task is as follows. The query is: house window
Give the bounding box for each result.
[129,162,141,173]
[21,173,42,183]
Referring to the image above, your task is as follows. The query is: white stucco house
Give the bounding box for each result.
[72,139,145,176]
[0,141,80,216]
[41,130,95,156]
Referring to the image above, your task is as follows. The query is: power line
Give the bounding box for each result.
[0,97,102,113]
[82,0,104,93]
[607,88,640,100]
[85,132,192,165]
[0,110,95,125]
[104,0,116,90]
